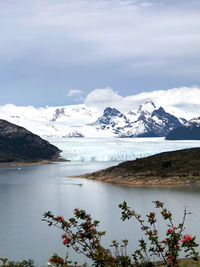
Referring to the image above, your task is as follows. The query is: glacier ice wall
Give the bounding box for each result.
[46,137,200,163]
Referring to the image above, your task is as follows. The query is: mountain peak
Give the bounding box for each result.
[103,107,121,117]
[93,107,129,132]
[138,99,156,114]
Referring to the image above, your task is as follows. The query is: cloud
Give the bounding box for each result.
[123,86,200,119]
[84,87,122,108]
[67,89,84,102]
[67,89,84,97]
[84,86,200,119]
[1,0,200,78]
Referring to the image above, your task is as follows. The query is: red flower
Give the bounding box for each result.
[63,237,71,245]
[57,216,64,221]
[61,234,66,239]
[167,228,172,235]
[167,254,172,259]
[181,234,192,243]
[103,253,109,259]
[57,258,64,264]
[150,212,155,217]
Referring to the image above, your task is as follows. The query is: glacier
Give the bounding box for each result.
[47,137,200,162]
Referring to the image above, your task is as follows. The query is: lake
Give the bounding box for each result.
[1,138,200,265]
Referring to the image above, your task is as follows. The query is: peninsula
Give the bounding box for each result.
[78,148,200,185]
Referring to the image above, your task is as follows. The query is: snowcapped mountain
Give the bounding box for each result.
[0,100,186,138]
[0,104,100,138]
[138,98,157,114]
[131,106,182,137]
[92,107,130,135]
[166,116,200,140]
[185,117,200,127]
[93,99,184,137]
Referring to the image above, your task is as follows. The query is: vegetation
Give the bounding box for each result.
[79,148,200,185]
[41,201,199,266]
[0,259,34,267]
[2,201,199,267]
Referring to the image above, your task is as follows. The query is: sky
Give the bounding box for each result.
[0,0,200,107]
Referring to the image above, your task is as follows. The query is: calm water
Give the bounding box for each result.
[1,161,200,265]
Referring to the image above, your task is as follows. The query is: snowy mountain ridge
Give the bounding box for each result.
[185,116,200,127]
[0,100,189,138]
[94,100,183,137]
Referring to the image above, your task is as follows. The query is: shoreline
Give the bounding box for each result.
[71,174,200,186]
[0,157,68,168]
[71,147,200,186]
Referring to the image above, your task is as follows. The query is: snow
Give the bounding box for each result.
[138,99,157,114]
[0,104,101,137]
[47,137,200,162]
[0,99,191,138]
[188,117,200,126]
[151,115,164,125]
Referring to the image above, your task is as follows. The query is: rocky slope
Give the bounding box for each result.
[92,107,130,135]
[166,117,200,140]
[78,148,200,185]
[0,119,61,163]
[94,99,183,137]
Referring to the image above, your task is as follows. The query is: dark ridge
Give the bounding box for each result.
[166,125,200,140]
[0,119,61,163]
[80,148,200,185]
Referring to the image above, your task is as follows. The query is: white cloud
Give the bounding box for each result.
[67,89,84,97]
[84,87,122,108]
[84,86,200,119]
[123,86,200,119]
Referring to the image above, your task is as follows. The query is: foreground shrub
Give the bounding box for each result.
[43,201,199,266]
[119,201,199,266]
[0,259,34,267]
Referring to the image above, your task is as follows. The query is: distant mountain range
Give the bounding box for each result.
[0,100,199,139]
[93,99,183,137]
